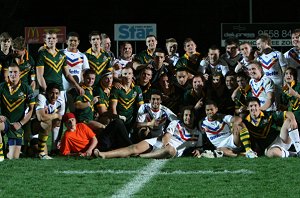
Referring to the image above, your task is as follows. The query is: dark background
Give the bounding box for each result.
[1,0,300,57]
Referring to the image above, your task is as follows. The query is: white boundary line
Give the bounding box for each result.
[111,159,167,198]
[56,169,254,175]
[55,163,254,197]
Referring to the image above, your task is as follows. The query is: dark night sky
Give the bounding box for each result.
[1,0,300,56]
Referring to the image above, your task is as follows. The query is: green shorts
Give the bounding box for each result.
[5,120,24,139]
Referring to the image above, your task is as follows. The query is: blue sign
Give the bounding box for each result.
[114,24,157,41]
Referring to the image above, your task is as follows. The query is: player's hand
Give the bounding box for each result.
[0,116,6,123]
[93,96,99,104]
[195,98,203,110]
[77,86,85,96]
[286,83,299,97]
[113,82,123,90]
[11,122,22,131]
[85,150,93,157]
[192,149,201,157]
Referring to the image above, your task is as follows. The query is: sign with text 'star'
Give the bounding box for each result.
[221,23,300,47]
[114,24,157,41]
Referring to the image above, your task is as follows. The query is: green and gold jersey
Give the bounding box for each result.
[94,82,110,111]
[5,50,35,85]
[137,82,153,103]
[175,52,202,75]
[243,111,285,153]
[0,81,35,123]
[36,48,66,90]
[282,81,300,111]
[84,48,112,85]
[133,49,154,65]
[234,85,252,109]
[73,85,94,123]
[110,83,144,123]
[282,81,300,122]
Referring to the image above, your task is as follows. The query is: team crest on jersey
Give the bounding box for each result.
[59,54,64,60]
[28,93,34,100]
[18,92,26,99]
[261,118,269,125]
[132,91,137,98]
[103,56,108,61]
[25,63,31,68]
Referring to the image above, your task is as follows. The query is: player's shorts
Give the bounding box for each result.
[4,120,24,139]
[144,137,189,157]
[144,137,163,151]
[265,136,292,158]
[8,138,22,146]
[215,134,237,149]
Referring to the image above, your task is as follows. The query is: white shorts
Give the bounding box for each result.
[215,134,237,149]
[265,136,292,157]
[144,137,186,157]
[144,137,163,151]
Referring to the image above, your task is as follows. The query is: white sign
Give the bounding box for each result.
[114,24,157,41]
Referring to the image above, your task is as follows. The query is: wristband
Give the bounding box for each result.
[19,121,23,126]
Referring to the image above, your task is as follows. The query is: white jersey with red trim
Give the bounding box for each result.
[36,93,65,116]
[137,103,178,137]
[62,49,90,91]
[165,120,202,156]
[256,50,287,86]
[200,114,232,147]
[249,75,276,111]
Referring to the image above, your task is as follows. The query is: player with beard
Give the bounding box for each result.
[93,106,202,159]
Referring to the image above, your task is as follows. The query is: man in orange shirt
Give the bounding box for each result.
[59,113,98,157]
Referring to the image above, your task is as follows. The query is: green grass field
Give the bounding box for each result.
[1,156,300,198]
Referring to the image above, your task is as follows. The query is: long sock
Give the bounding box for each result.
[0,143,3,157]
[289,129,300,152]
[38,135,48,154]
[240,128,251,152]
[52,127,59,150]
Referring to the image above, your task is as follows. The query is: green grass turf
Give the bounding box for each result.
[1,156,300,198]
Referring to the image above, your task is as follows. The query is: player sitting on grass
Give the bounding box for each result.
[243,97,300,157]
[200,100,257,158]
[32,83,64,159]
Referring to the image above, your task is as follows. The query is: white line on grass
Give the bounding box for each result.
[111,159,167,198]
[56,169,254,175]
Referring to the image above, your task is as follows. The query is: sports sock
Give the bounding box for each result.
[289,129,300,152]
[52,127,59,150]
[240,127,251,152]
[38,135,48,154]
[0,143,3,156]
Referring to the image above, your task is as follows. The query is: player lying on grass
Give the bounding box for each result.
[93,106,203,159]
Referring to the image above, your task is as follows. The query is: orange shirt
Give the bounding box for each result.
[60,123,96,155]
